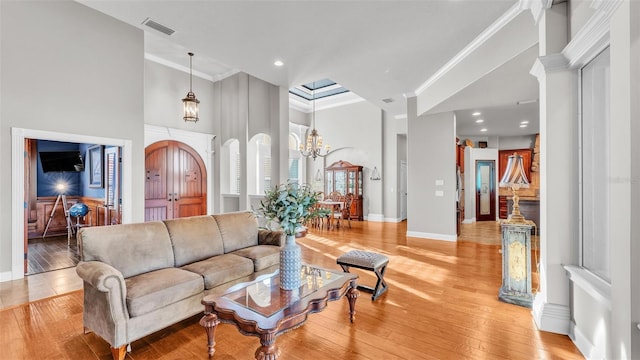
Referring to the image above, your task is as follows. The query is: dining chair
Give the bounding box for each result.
[333,193,353,229]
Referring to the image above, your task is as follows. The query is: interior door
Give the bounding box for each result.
[400,160,407,220]
[145,140,206,221]
[475,160,496,221]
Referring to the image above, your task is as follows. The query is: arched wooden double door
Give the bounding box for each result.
[145,140,207,221]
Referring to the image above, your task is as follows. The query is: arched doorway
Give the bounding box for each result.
[145,140,207,221]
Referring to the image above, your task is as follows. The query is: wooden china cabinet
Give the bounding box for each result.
[325,160,363,220]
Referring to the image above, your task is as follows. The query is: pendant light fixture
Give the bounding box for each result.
[182,52,200,122]
[299,82,330,160]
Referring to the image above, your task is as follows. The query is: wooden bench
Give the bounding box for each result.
[337,250,389,300]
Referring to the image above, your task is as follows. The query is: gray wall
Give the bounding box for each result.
[0,1,145,273]
[407,105,457,240]
[144,60,217,135]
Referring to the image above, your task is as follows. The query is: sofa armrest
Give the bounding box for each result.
[258,229,284,247]
[76,261,131,348]
[77,261,125,293]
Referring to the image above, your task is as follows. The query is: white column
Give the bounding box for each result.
[530,2,575,334]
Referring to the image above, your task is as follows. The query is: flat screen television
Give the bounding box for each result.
[39,151,84,172]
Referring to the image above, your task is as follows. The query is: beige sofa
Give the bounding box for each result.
[75,211,283,360]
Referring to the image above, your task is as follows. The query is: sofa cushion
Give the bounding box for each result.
[181,254,254,289]
[125,267,204,318]
[231,245,280,271]
[164,215,224,267]
[213,211,259,253]
[78,222,174,278]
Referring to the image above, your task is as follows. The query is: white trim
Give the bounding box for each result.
[561,0,621,68]
[532,298,571,334]
[0,271,12,282]
[406,231,457,242]
[384,217,403,223]
[414,2,525,95]
[570,320,604,360]
[144,125,216,215]
[289,91,365,113]
[530,54,571,80]
[394,114,407,120]
[10,128,133,282]
[564,265,612,310]
[366,213,385,222]
[462,218,476,224]
[522,0,553,24]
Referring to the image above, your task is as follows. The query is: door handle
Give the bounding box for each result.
[174,193,179,201]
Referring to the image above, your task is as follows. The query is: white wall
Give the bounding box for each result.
[463,147,499,222]
[0,1,145,275]
[315,101,384,219]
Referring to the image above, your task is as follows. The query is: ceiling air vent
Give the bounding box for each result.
[142,18,175,36]
[382,98,394,103]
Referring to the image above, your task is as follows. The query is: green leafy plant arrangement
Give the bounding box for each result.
[257,182,328,236]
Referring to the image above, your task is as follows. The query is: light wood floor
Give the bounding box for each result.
[0,220,582,359]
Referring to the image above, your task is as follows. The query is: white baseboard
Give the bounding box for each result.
[532,297,570,335]
[366,213,385,222]
[0,271,14,283]
[406,231,457,242]
[569,321,598,359]
[384,217,403,223]
[462,218,476,224]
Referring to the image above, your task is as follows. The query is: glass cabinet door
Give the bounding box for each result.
[348,171,356,194]
[325,171,333,195]
[358,170,363,196]
[335,171,346,195]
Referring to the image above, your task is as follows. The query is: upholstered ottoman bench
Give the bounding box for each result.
[337,250,389,300]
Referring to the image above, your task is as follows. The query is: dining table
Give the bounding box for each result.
[317,200,344,229]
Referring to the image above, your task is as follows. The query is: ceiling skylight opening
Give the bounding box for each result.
[475,119,484,123]
[480,128,488,132]
[274,60,284,67]
[472,112,481,116]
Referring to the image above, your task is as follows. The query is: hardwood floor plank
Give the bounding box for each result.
[1,221,583,359]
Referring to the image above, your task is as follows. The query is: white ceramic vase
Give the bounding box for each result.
[279,235,301,290]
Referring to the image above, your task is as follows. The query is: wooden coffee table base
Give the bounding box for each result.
[201,277,359,359]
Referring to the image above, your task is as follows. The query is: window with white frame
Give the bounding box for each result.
[288,134,302,184]
[221,139,240,194]
[580,47,610,282]
[248,134,271,194]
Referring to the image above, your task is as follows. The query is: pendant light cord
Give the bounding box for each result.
[188,52,194,92]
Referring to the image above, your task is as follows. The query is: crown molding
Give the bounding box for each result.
[521,0,553,25]
[530,53,570,79]
[562,0,621,68]
[288,91,364,113]
[414,1,525,95]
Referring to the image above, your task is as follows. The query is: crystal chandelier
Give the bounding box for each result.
[182,52,200,122]
[299,83,330,160]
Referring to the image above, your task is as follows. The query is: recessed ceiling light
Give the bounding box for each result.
[520,120,529,124]
[274,60,284,67]
[475,119,484,123]
[520,124,528,128]
[480,128,487,132]
[472,112,481,116]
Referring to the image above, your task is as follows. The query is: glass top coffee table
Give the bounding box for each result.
[200,264,359,359]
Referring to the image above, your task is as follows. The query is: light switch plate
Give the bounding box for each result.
[435,180,444,186]
[435,190,444,197]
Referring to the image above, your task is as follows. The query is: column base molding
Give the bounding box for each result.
[532,296,570,335]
